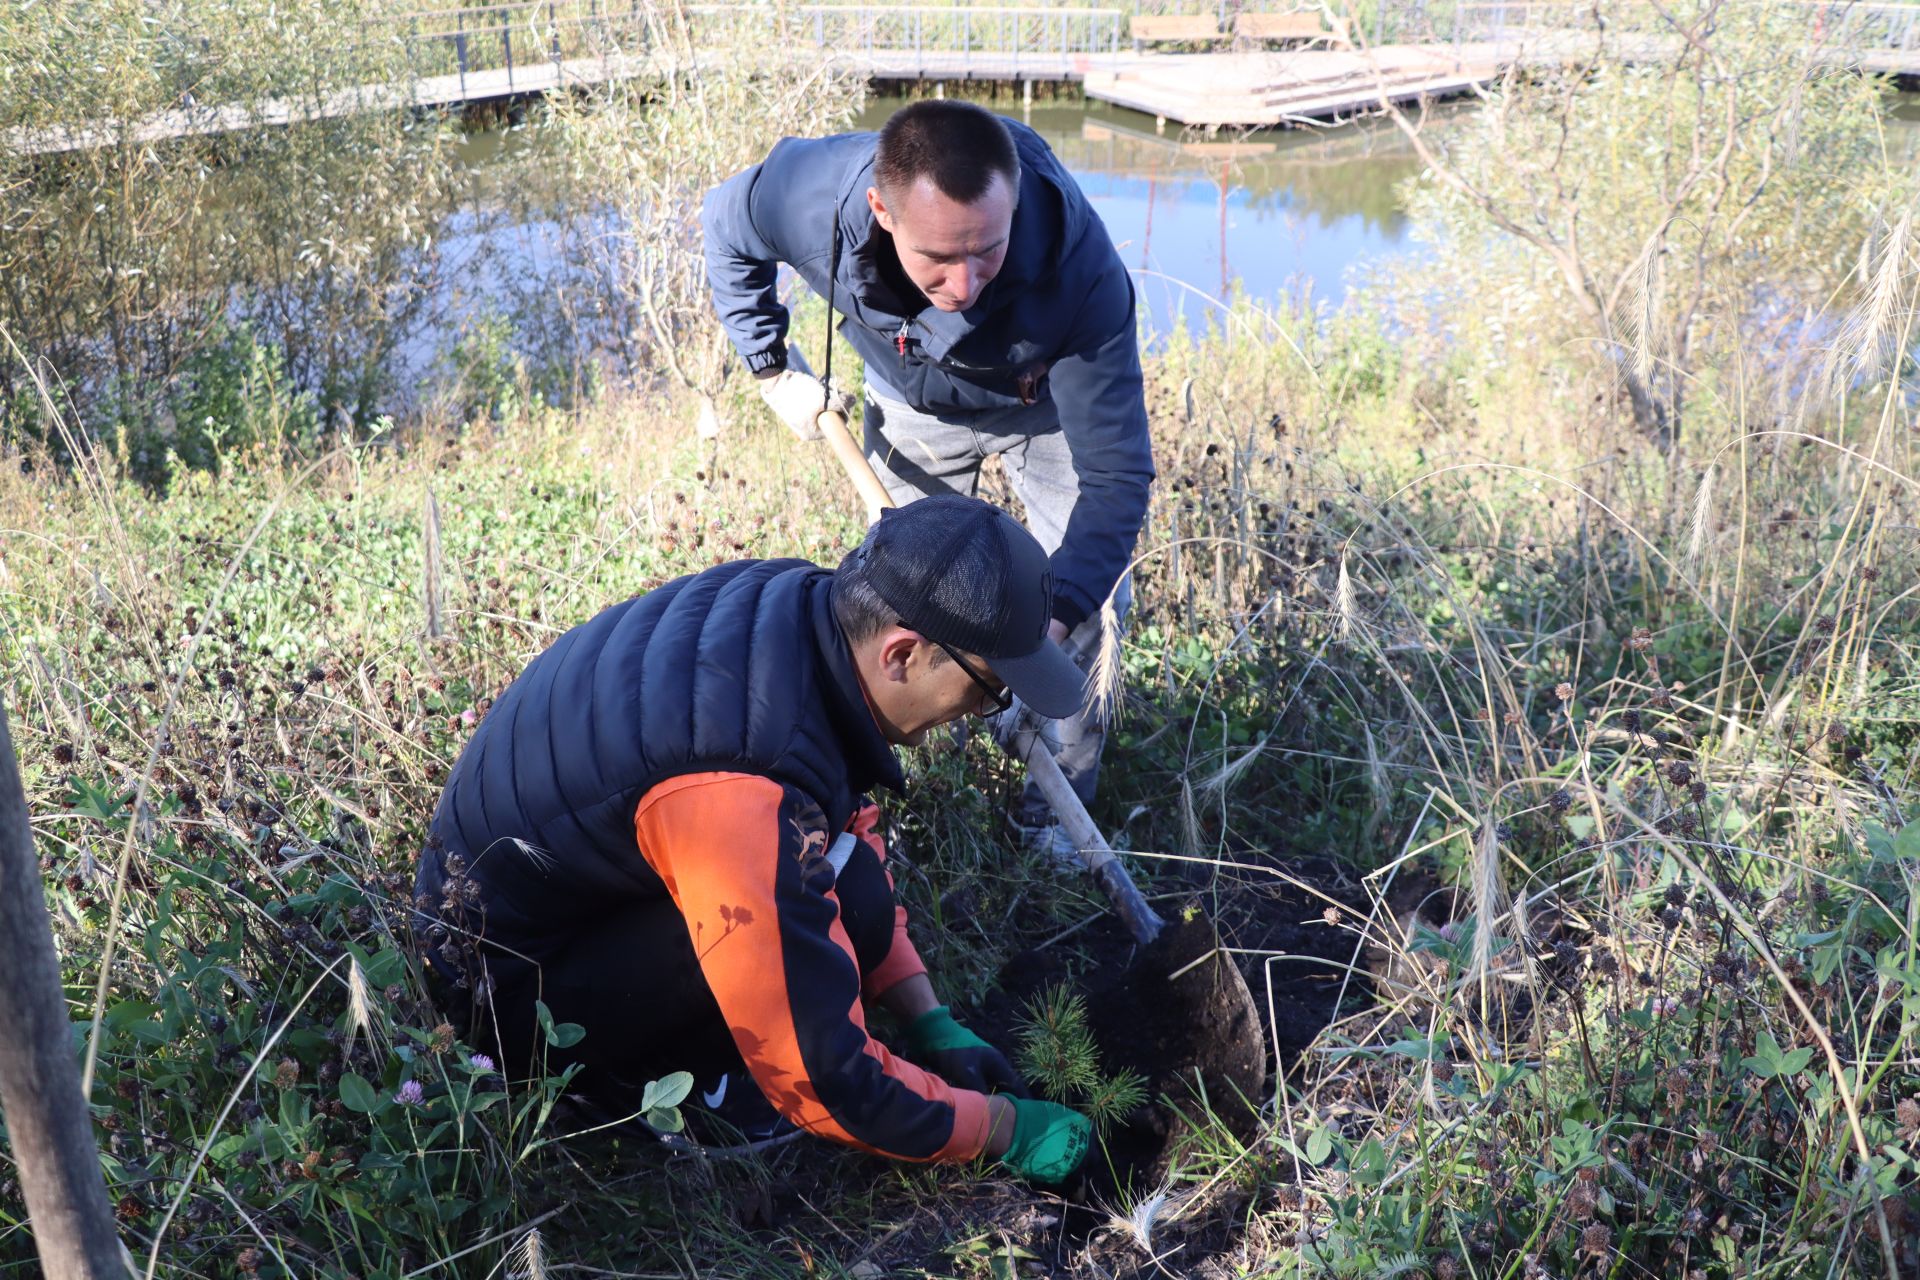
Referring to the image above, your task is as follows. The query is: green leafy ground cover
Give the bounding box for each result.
[3,278,1917,1275]
[3,4,1920,1275]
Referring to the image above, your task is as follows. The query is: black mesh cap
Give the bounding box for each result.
[857,494,1087,718]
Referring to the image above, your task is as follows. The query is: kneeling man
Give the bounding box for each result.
[414,495,1090,1183]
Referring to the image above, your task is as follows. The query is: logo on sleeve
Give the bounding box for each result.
[784,795,836,895]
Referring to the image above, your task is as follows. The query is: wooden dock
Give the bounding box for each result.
[1081,44,1513,129]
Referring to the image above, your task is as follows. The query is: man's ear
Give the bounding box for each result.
[875,627,920,684]
[866,185,894,234]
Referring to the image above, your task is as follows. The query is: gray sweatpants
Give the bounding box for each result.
[863,384,1131,824]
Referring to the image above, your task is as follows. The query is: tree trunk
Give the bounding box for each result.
[0,693,127,1278]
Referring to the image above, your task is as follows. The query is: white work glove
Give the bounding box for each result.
[758,367,853,442]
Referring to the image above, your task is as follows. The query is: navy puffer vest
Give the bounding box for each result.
[414,559,905,971]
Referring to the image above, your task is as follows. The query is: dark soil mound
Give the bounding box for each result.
[974,849,1362,1205]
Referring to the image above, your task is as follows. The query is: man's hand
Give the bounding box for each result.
[757,366,851,441]
[1048,618,1071,647]
[903,1006,1028,1096]
[1000,1097,1092,1185]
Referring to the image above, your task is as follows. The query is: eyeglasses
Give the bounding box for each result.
[933,639,1013,716]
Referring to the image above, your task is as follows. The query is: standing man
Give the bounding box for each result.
[701,99,1154,857]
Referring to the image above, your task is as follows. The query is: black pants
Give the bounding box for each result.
[439,838,902,1113]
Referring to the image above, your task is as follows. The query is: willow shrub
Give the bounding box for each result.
[0,0,460,478]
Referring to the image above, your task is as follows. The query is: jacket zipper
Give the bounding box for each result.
[895,321,911,367]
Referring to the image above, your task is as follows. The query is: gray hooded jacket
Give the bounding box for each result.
[700,118,1153,630]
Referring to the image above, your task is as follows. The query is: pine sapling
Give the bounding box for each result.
[1015,982,1100,1101]
[1082,1067,1148,1134]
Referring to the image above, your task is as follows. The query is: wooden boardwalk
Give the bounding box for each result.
[7,47,1108,157]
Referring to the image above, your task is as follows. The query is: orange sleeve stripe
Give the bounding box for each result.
[826,913,990,1162]
[634,772,988,1163]
[850,802,888,860]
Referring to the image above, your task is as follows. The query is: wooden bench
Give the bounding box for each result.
[1233,10,1353,49]
[1129,14,1228,53]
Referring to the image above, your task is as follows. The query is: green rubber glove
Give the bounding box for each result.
[1001,1097,1092,1185]
[904,1006,1028,1096]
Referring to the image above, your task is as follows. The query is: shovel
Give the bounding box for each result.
[799,383,1270,1139]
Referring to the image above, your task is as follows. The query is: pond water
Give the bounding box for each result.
[854,95,1429,334]
[452,88,1920,352]
[438,91,1435,360]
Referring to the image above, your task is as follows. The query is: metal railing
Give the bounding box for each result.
[1431,0,1920,51]
[357,2,1129,95]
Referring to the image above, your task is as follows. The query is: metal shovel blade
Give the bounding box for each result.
[1008,722,1268,1145]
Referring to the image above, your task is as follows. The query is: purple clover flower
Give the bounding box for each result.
[468,1054,495,1072]
[394,1079,425,1106]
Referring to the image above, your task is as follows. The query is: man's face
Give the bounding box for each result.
[867,172,1015,313]
[859,630,1010,746]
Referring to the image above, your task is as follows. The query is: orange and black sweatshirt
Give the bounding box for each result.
[418,560,992,1164]
[634,776,991,1161]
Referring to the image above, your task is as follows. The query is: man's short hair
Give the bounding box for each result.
[831,539,949,664]
[874,100,1020,206]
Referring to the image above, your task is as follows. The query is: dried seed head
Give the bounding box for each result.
[1895,1097,1920,1143]
[1555,681,1574,702]
[1581,1223,1611,1256]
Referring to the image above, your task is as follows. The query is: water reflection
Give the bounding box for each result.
[433,90,1920,386]
[856,97,1429,333]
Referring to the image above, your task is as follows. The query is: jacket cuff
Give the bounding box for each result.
[744,345,787,375]
[934,1088,995,1163]
[1050,594,1091,633]
[862,910,928,1001]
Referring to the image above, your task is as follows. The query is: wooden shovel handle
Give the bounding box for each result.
[816,409,892,523]
[1015,724,1167,947]
[809,402,1161,943]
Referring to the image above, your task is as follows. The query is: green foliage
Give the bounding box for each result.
[0,14,1916,1275]
[1013,984,1143,1134]
[444,311,533,426]
[158,322,322,482]
[1395,1,1902,433]
[12,769,596,1278]
[1080,1066,1149,1134]
[1015,982,1101,1100]
[0,0,460,471]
